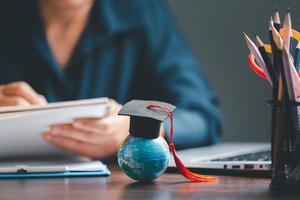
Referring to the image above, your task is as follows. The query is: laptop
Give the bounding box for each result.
[168,142,271,176]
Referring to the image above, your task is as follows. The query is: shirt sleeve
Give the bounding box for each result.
[142,0,223,149]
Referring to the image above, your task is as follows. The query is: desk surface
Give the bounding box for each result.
[0,166,299,200]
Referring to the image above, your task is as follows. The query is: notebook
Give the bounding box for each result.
[0,157,111,178]
[0,98,109,159]
[0,98,111,178]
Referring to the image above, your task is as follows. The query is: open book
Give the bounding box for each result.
[0,97,109,158]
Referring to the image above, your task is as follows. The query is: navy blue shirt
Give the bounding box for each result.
[0,0,222,149]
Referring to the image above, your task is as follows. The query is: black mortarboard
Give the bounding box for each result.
[118,100,176,139]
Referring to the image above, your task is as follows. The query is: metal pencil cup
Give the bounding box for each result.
[269,100,300,192]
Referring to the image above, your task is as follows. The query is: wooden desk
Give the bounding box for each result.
[0,166,298,200]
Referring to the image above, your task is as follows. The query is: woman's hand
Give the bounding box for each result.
[43,99,130,159]
[0,81,47,106]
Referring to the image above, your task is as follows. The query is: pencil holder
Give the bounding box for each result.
[268,100,300,192]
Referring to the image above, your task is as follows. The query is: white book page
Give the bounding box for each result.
[0,99,109,159]
[0,97,109,114]
[0,157,107,173]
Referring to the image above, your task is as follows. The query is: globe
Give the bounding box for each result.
[118,135,170,182]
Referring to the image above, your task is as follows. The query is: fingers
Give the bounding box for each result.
[43,133,117,159]
[0,96,30,106]
[71,99,127,134]
[43,99,129,159]
[108,99,122,115]
[73,118,111,134]
[73,115,130,135]
[44,115,130,159]
[43,133,102,158]
[0,82,47,105]
[47,124,102,144]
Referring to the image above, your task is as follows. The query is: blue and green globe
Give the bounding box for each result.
[118,136,170,182]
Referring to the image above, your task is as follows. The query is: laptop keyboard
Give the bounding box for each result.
[211,150,271,162]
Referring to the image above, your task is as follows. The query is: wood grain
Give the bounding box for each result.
[0,165,298,200]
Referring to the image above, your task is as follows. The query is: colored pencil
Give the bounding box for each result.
[282,8,292,52]
[255,35,277,84]
[244,33,273,86]
[271,22,286,100]
[273,7,281,32]
[294,41,300,72]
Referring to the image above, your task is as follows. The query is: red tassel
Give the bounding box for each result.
[147,104,219,182]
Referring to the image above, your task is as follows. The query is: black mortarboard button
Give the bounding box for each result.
[118,100,176,139]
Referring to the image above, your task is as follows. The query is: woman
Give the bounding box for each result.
[0,0,222,159]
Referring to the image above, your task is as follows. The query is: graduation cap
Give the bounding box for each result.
[118,100,176,139]
[118,99,218,182]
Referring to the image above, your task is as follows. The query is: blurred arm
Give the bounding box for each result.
[142,0,223,149]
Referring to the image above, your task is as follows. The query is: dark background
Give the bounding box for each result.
[166,0,300,142]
